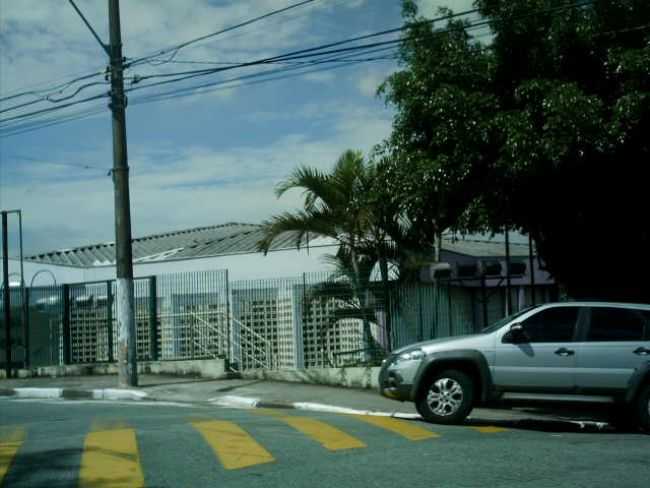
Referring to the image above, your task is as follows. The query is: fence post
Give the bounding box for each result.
[447,281,453,336]
[62,284,71,365]
[23,288,30,368]
[107,281,114,362]
[149,276,158,361]
[417,285,424,342]
[481,275,488,329]
[225,270,230,363]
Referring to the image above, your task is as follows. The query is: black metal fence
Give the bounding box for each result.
[1,270,557,371]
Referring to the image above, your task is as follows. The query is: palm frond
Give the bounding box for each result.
[256,209,340,253]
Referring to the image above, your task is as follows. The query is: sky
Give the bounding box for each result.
[0,0,476,256]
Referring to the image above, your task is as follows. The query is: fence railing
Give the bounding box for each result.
[1,270,557,371]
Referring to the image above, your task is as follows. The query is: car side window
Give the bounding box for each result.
[520,307,579,343]
[587,307,645,342]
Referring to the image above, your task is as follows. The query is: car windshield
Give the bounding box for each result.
[481,306,537,333]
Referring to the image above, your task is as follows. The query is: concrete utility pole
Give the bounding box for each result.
[108,0,137,387]
[68,0,137,386]
[2,212,12,379]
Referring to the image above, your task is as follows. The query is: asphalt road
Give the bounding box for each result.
[1,398,649,488]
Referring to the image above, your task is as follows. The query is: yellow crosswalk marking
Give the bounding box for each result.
[280,416,366,451]
[192,420,275,470]
[79,427,145,488]
[352,415,440,441]
[0,427,25,484]
[471,425,509,434]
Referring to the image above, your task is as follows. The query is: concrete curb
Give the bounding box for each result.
[0,387,147,402]
[210,394,612,431]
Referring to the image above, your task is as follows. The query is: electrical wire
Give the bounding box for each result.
[0,81,109,115]
[0,70,105,103]
[131,50,398,107]
[0,106,107,138]
[0,0,597,137]
[123,0,590,94]
[0,92,108,126]
[126,0,320,68]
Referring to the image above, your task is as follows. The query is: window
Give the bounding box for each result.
[521,307,579,342]
[587,308,646,342]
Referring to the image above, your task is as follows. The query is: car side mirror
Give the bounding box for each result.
[503,322,527,343]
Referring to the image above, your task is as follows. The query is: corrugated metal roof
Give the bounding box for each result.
[26,222,532,268]
[442,237,531,258]
[25,223,308,267]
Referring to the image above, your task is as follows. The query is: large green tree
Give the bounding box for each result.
[379,0,650,301]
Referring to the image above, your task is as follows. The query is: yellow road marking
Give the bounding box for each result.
[79,428,145,488]
[472,425,509,434]
[192,420,274,470]
[0,427,25,484]
[89,419,131,432]
[252,408,285,417]
[280,416,366,451]
[352,415,440,441]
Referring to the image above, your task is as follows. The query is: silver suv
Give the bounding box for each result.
[379,302,650,431]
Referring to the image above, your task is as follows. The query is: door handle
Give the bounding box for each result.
[633,347,650,356]
[554,347,575,356]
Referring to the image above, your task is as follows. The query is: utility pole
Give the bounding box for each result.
[108,0,137,387]
[68,0,137,386]
[2,212,12,379]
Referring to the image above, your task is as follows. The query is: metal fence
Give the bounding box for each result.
[1,269,557,372]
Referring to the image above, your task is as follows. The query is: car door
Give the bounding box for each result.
[575,306,650,392]
[493,306,582,392]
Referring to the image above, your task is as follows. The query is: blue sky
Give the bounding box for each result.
[0,0,475,255]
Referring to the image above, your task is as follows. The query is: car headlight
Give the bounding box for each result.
[395,349,425,363]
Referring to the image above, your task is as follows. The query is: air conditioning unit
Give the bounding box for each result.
[478,260,502,277]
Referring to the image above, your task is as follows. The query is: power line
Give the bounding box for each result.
[0,0,597,136]
[0,47,398,138]
[0,106,106,138]
[127,0,320,68]
[0,92,108,126]
[0,70,105,103]
[126,6,479,88]
[0,81,109,115]
[131,51,398,107]
[123,0,595,94]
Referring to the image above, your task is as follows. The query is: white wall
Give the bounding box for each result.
[1,259,84,286]
[3,238,340,286]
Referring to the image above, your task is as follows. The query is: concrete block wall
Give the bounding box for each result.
[1,358,226,380]
[241,366,380,389]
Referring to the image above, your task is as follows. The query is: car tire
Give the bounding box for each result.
[416,369,474,425]
[636,383,650,433]
[609,405,639,433]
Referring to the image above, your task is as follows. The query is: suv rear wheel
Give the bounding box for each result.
[416,369,474,425]
[636,384,650,433]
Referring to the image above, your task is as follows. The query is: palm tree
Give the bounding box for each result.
[257,150,382,355]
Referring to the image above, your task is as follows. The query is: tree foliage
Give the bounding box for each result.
[379,0,650,301]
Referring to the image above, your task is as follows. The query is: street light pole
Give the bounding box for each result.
[108,0,137,387]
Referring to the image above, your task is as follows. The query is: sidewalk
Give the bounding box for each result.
[0,374,612,429]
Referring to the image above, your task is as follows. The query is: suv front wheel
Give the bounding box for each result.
[416,369,474,425]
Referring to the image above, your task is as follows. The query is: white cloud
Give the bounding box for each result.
[415,0,477,19]
[2,103,392,253]
[0,0,356,106]
[356,66,395,98]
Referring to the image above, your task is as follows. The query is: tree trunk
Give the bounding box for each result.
[349,247,374,361]
[378,254,392,352]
